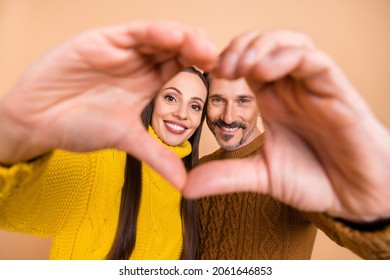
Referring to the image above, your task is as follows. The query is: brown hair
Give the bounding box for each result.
[107,67,209,260]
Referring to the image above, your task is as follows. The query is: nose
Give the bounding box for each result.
[221,103,237,124]
[173,104,188,120]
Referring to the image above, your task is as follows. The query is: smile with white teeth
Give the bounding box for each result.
[220,126,239,132]
[166,122,185,132]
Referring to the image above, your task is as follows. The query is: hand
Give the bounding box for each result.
[0,21,218,189]
[183,30,390,222]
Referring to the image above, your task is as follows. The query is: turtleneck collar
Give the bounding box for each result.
[148,126,192,159]
[213,133,265,160]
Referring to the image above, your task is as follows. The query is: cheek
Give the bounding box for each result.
[151,106,166,131]
[153,104,171,120]
[151,115,159,134]
[207,106,221,119]
[244,112,259,128]
[191,114,203,128]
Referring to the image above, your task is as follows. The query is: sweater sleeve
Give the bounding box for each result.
[0,150,96,238]
[301,212,390,259]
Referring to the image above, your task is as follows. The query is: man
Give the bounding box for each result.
[187,30,390,259]
[197,76,320,259]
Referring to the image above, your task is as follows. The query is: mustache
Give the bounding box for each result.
[210,119,247,130]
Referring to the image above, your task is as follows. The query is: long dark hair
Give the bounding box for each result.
[107,67,209,260]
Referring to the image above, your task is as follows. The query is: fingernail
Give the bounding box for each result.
[219,53,239,78]
[240,48,257,71]
[203,43,219,71]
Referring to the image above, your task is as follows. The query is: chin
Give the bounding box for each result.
[165,139,184,146]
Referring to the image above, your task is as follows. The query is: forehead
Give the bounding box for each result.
[161,71,207,100]
[209,77,255,98]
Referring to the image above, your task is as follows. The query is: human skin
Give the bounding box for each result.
[183,29,390,223]
[206,77,261,151]
[152,71,207,146]
[0,21,218,189]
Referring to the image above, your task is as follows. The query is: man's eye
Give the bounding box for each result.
[212,98,223,103]
[239,99,250,104]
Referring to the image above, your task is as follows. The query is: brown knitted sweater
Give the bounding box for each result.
[197,134,390,259]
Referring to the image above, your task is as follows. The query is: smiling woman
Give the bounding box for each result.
[152,69,208,146]
[109,67,209,260]
[0,61,210,260]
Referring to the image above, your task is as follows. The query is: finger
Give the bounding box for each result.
[117,125,187,190]
[289,50,357,97]
[231,30,359,100]
[213,30,263,78]
[182,156,269,199]
[216,30,315,79]
[245,47,307,83]
[238,30,315,75]
[247,48,361,104]
[107,21,218,71]
[179,25,219,71]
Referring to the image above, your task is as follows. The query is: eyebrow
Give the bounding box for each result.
[209,93,255,99]
[209,93,223,98]
[163,87,205,103]
[237,95,255,100]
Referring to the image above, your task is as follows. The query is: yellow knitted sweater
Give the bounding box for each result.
[0,127,191,259]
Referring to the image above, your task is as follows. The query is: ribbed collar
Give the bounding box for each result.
[148,126,192,159]
[213,133,265,159]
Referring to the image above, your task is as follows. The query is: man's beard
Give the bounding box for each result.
[210,119,255,151]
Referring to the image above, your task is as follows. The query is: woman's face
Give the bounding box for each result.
[152,71,207,146]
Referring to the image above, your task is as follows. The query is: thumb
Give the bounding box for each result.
[182,155,269,199]
[119,127,187,190]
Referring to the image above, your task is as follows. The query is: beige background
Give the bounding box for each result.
[1,0,389,259]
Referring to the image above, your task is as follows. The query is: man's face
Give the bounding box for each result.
[206,77,261,150]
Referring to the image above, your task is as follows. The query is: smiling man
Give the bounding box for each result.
[206,77,261,151]
[197,76,333,260]
[197,71,390,260]
[197,76,283,260]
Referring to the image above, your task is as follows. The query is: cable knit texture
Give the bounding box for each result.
[197,134,390,259]
[131,126,191,259]
[0,126,191,259]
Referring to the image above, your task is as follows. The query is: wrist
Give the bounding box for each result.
[337,216,390,232]
[0,97,45,165]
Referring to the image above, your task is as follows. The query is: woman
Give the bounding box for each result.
[0,67,208,260]
[109,67,208,260]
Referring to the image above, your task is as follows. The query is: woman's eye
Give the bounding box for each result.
[164,95,176,102]
[191,104,202,111]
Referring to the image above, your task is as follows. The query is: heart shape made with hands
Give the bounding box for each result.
[2,21,387,222]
